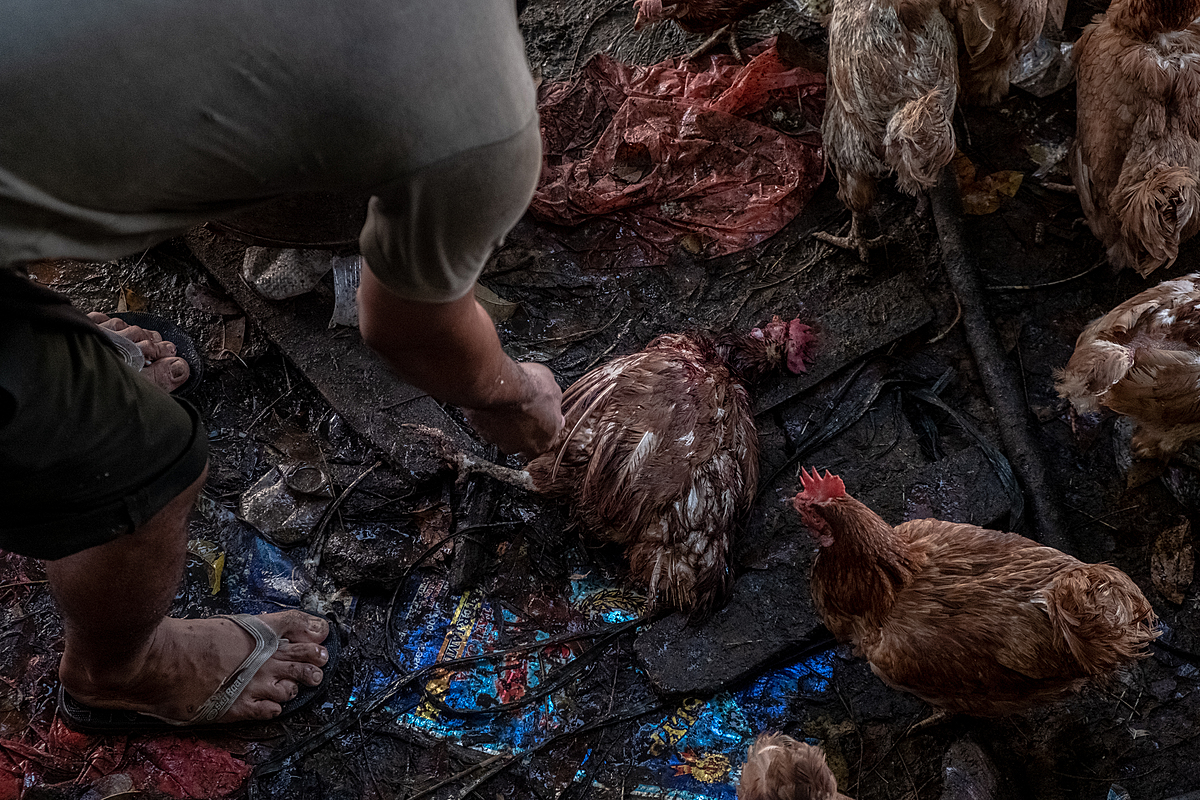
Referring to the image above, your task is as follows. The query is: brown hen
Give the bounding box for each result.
[738,733,852,800]
[463,317,815,616]
[952,0,1048,105]
[815,0,959,260]
[1056,273,1200,462]
[792,469,1159,717]
[1071,0,1200,276]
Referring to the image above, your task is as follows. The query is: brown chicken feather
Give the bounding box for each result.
[738,733,852,800]
[792,470,1159,717]
[1071,0,1200,276]
[815,0,958,260]
[953,0,1048,105]
[461,317,815,617]
[1056,273,1200,461]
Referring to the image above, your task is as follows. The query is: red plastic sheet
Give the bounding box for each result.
[0,721,252,800]
[531,38,826,270]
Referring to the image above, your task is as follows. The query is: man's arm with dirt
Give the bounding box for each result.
[358,260,564,458]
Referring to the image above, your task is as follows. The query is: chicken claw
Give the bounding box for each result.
[814,213,888,262]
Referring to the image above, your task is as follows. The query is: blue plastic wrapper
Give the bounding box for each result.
[204,522,836,797]
[348,565,835,798]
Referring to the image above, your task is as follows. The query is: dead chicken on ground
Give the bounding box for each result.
[792,469,1159,718]
[738,733,852,800]
[1056,273,1200,464]
[462,317,816,617]
[633,0,831,61]
[1071,0,1200,276]
[816,0,960,260]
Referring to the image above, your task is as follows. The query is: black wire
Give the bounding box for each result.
[383,522,521,674]
[254,612,649,778]
[418,620,634,717]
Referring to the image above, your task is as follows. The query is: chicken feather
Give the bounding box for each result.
[456,318,815,617]
[953,0,1047,105]
[1056,273,1200,461]
[816,0,958,260]
[1071,0,1200,275]
[738,733,851,800]
[793,470,1159,717]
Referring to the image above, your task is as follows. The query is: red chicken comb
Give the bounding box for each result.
[797,468,845,502]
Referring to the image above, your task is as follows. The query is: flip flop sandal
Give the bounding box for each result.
[108,311,204,396]
[56,613,341,734]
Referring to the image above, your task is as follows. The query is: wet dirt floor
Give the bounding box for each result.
[3,1,1200,798]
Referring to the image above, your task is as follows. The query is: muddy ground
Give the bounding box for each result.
[3,0,1200,798]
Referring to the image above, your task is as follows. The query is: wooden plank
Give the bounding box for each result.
[181,229,481,483]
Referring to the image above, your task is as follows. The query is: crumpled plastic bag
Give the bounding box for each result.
[242,247,334,300]
[239,463,335,546]
[0,720,252,800]
[531,38,826,270]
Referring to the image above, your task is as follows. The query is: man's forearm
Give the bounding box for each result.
[357,260,563,456]
[358,260,520,407]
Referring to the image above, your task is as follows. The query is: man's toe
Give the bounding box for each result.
[143,357,189,392]
[273,658,323,687]
[269,610,329,644]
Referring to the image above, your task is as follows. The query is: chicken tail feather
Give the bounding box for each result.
[1039,564,1161,676]
[1115,164,1199,276]
[1053,340,1134,413]
[884,89,957,195]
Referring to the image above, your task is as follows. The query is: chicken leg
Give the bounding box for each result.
[686,23,743,61]
[814,212,888,262]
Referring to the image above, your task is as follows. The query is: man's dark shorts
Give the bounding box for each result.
[0,275,208,560]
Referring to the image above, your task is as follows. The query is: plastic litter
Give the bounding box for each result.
[1010,37,1074,98]
[239,464,335,546]
[532,38,826,270]
[329,254,361,328]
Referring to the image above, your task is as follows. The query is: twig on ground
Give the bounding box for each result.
[304,460,382,570]
[987,259,1105,291]
[408,751,509,800]
[930,165,1070,552]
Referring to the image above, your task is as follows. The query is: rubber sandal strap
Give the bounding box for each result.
[184,614,282,725]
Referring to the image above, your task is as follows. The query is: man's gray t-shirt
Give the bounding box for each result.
[0,0,538,301]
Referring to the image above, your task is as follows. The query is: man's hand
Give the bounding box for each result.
[358,261,565,458]
[462,362,563,458]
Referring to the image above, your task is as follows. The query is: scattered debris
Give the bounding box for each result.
[1152,520,1195,606]
[239,464,335,546]
[953,152,1024,216]
[242,246,336,301]
[329,255,362,329]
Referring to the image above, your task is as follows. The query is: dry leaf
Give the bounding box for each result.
[1152,519,1194,605]
[216,316,246,360]
[953,151,1024,215]
[952,150,977,187]
[677,233,703,254]
[475,284,519,322]
[186,282,242,315]
[117,284,148,313]
[413,502,454,563]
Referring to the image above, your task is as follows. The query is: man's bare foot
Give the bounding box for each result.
[59,610,330,724]
[88,311,190,393]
